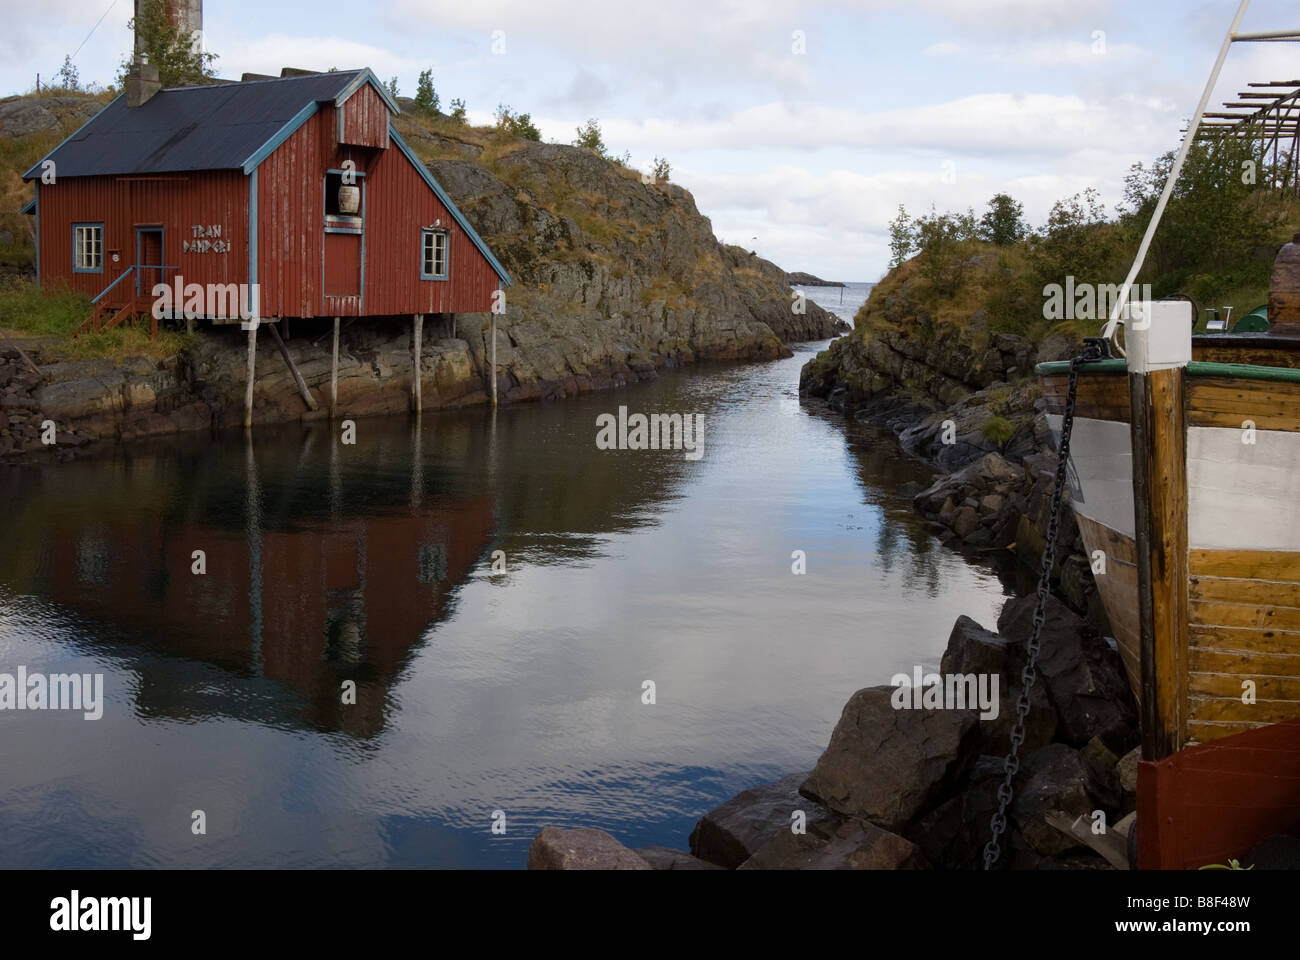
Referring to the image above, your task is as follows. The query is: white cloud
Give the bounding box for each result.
[217,33,425,80]
[924,42,961,57]
[539,90,1173,160]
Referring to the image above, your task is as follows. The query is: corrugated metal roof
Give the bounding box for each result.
[22,71,367,180]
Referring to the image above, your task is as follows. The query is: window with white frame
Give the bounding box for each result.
[421,229,448,279]
[74,223,103,273]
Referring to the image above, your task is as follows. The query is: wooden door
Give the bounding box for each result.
[136,227,163,298]
[324,233,362,315]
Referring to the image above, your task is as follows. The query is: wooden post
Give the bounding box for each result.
[3,339,42,380]
[266,320,317,411]
[330,316,340,420]
[489,313,497,409]
[1127,301,1191,762]
[243,321,258,430]
[411,313,423,414]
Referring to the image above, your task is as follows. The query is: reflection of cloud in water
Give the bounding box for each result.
[0,345,1015,868]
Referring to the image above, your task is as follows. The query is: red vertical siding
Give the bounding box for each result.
[339,83,389,149]
[37,172,248,301]
[256,108,327,318]
[259,99,500,319]
[361,134,500,315]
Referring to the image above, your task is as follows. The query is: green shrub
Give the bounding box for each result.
[981,415,1016,447]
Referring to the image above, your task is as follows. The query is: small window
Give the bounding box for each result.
[74,223,103,273]
[422,229,448,279]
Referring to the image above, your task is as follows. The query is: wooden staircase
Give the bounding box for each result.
[75,267,160,340]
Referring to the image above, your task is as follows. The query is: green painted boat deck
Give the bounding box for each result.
[1034,359,1300,384]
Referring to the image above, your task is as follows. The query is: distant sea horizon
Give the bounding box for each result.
[791,281,874,327]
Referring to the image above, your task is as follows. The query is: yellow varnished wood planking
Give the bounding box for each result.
[1192,550,1300,580]
[1190,624,1300,656]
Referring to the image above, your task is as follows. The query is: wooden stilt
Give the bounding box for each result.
[489,313,497,409]
[412,313,423,414]
[243,321,258,430]
[4,338,42,380]
[330,316,340,420]
[266,320,318,411]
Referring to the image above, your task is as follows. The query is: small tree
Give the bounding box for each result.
[887,204,914,268]
[494,104,540,141]
[979,193,1027,245]
[573,118,607,157]
[53,55,81,91]
[448,98,467,124]
[652,156,671,182]
[385,75,400,99]
[117,0,218,87]
[913,206,970,296]
[414,68,439,114]
[1031,187,1114,288]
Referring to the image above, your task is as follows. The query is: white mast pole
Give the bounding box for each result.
[1102,0,1252,341]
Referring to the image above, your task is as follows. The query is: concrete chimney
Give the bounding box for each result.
[125,60,162,107]
[134,0,204,58]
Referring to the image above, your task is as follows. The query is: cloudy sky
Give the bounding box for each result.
[5,0,1296,280]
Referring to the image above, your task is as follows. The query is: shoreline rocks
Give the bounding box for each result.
[0,298,839,465]
[527,592,1139,870]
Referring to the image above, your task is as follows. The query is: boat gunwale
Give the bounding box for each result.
[1035,358,1300,383]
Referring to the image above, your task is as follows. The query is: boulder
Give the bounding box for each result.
[1079,736,1123,813]
[1116,745,1140,804]
[633,846,724,870]
[800,685,980,832]
[952,505,979,538]
[939,616,1057,754]
[963,451,1024,489]
[739,814,928,870]
[909,755,1005,869]
[1010,744,1096,856]
[997,593,1136,748]
[527,826,652,870]
[689,772,810,869]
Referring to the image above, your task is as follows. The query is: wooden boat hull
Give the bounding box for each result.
[1040,358,1300,744]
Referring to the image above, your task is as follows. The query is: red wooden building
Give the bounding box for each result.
[22,67,510,331]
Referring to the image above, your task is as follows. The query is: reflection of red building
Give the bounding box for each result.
[44,499,496,738]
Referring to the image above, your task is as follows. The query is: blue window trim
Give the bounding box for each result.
[420,228,449,281]
[72,221,104,274]
[134,225,165,296]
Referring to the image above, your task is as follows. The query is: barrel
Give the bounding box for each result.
[1269,232,1300,335]
[338,184,361,216]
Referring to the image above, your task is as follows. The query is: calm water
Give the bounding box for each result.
[794,281,873,326]
[0,341,1014,868]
